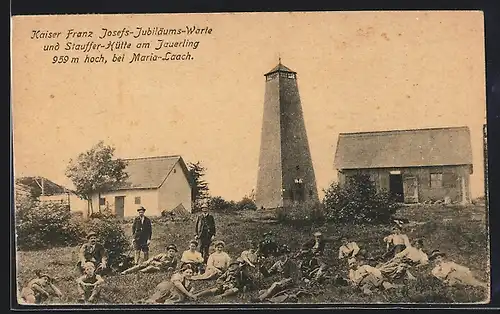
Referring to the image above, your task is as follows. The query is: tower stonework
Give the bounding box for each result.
[255,62,319,209]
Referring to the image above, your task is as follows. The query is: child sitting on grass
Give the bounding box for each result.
[76,262,105,304]
[19,270,63,304]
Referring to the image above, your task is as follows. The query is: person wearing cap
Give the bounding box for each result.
[19,270,63,304]
[253,245,301,302]
[195,205,216,263]
[381,226,411,260]
[77,231,108,274]
[191,240,231,281]
[143,263,197,304]
[132,206,153,265]
[429,250,487,288]
[121,244,178,275]
[302,231,326,256]
[378,238,428,281]
[181,240,204,274]
[76,262,105,304]
[195,259,254,299]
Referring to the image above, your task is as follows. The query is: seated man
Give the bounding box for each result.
[19,270,63,304]
[77,232,108,275]
[195,259,254,299]
[378,238,428,281]
[302,231,326,256]
[299,232,328,282]
[142,263,197,304]
[121,244,178,275]
[181,240,204,274]
[338,236,361,266]
[76,262,105,304]
[191,241,231,281]
[252,245,301,302]
[381,226,411,261]
[349,256,399,295]
[429,250,487,288]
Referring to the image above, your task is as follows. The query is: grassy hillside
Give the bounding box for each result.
[15,204,489,304]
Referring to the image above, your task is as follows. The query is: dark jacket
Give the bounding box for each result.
[195,213,216,238]
[79,242,108,264]
[302,238,326,256]
[132,216,152,243]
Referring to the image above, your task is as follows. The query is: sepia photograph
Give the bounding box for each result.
[11,10,489,305]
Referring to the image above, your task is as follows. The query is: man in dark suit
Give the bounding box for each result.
[195,205,216,263]
[132,206,152,265]
[77,231,108,274]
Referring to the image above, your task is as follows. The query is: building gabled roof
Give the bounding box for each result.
[112,155,191,190]
[264,62,296,76]
[15,176,70,196]
[334,126,473,170]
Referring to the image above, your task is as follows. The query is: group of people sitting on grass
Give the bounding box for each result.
[18,209,488,305]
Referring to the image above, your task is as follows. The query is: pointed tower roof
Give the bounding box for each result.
[264,60,297,76]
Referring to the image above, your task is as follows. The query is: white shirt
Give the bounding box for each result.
[395,247,428,265]
[432,261,470,280]
[349,265,381,285]
[384,233,410,247]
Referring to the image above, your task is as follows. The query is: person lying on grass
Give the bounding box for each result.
[348,256,401,295]
[429,250,488,289]
[76,262,105,304]
[377,238,429,281]
[121,244,178,275]
[19,270,63,304]
[181,240,205,275]
[195,259,255,300]
[338,236,360,266]
[380,225,411,261]
[251,245,301,303]
[142,263,197,304]
[191,240,231,281]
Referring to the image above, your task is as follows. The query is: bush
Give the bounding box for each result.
[207,196,236,213]
[235,197,257,211]
[83,217,130,267]
[15,198,85,250]
[323,173,400,224]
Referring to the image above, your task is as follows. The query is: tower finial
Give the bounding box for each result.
[278,53,281,65]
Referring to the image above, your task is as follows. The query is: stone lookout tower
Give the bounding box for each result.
[255,60,319,209]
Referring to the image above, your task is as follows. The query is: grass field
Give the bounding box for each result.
[15,204,490,304]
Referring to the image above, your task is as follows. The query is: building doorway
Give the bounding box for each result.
[389,173,404,202]
[115,196,125,218]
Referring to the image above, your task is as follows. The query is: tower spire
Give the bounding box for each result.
[278,53,281,65]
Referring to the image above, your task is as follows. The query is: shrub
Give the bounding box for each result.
[82,217,131,267]
[235,197,257,211]
[207,196,236,213]
[323,173,400,224]
[15,198,85,250]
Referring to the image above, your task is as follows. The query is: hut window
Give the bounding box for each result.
[99,197,106,206]
[430,173,443,188]
[135,196,141,204]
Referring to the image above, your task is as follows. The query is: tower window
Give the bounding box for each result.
[287,73,295,79]
[309,189,313,197]
[296,165,300,170]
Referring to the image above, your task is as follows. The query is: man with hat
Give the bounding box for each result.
[132,206,153,265]
[77,231,108,274]
[429,250,487,288]
[195,204,216,263]
[121,244,178,275]
[19,270,63,304]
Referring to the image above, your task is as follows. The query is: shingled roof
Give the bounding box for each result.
[113,155,190,190]
[334,126,473,170]
[264,62,296,76]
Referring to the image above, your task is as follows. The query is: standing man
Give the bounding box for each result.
[195,205,216,263]
[132,206,152,265]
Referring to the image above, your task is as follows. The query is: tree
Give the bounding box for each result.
[187,161,209,212]
[65,141,128,216]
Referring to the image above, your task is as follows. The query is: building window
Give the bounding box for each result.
[296,165,300,170]
[430,173,443,188]
[173,169,177,173]
[99,197,105,206]
[135,196,141,204]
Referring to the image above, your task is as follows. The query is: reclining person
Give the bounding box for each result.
[19,270,63,304]
[142,263,197,304]
[429,250,487,289]
[195,259,254,299]
[378,238,428,281]
[348,256,399,295]
[121,244,178,275]
[381,226,411,261]
[76,262,105,304]
[252,245,301,302]
[338,236,360,266]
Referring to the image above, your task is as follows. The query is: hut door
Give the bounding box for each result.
[403,176,418,204]
[114,196,125,218]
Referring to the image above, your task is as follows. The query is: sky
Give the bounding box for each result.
[12,11,486,201]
